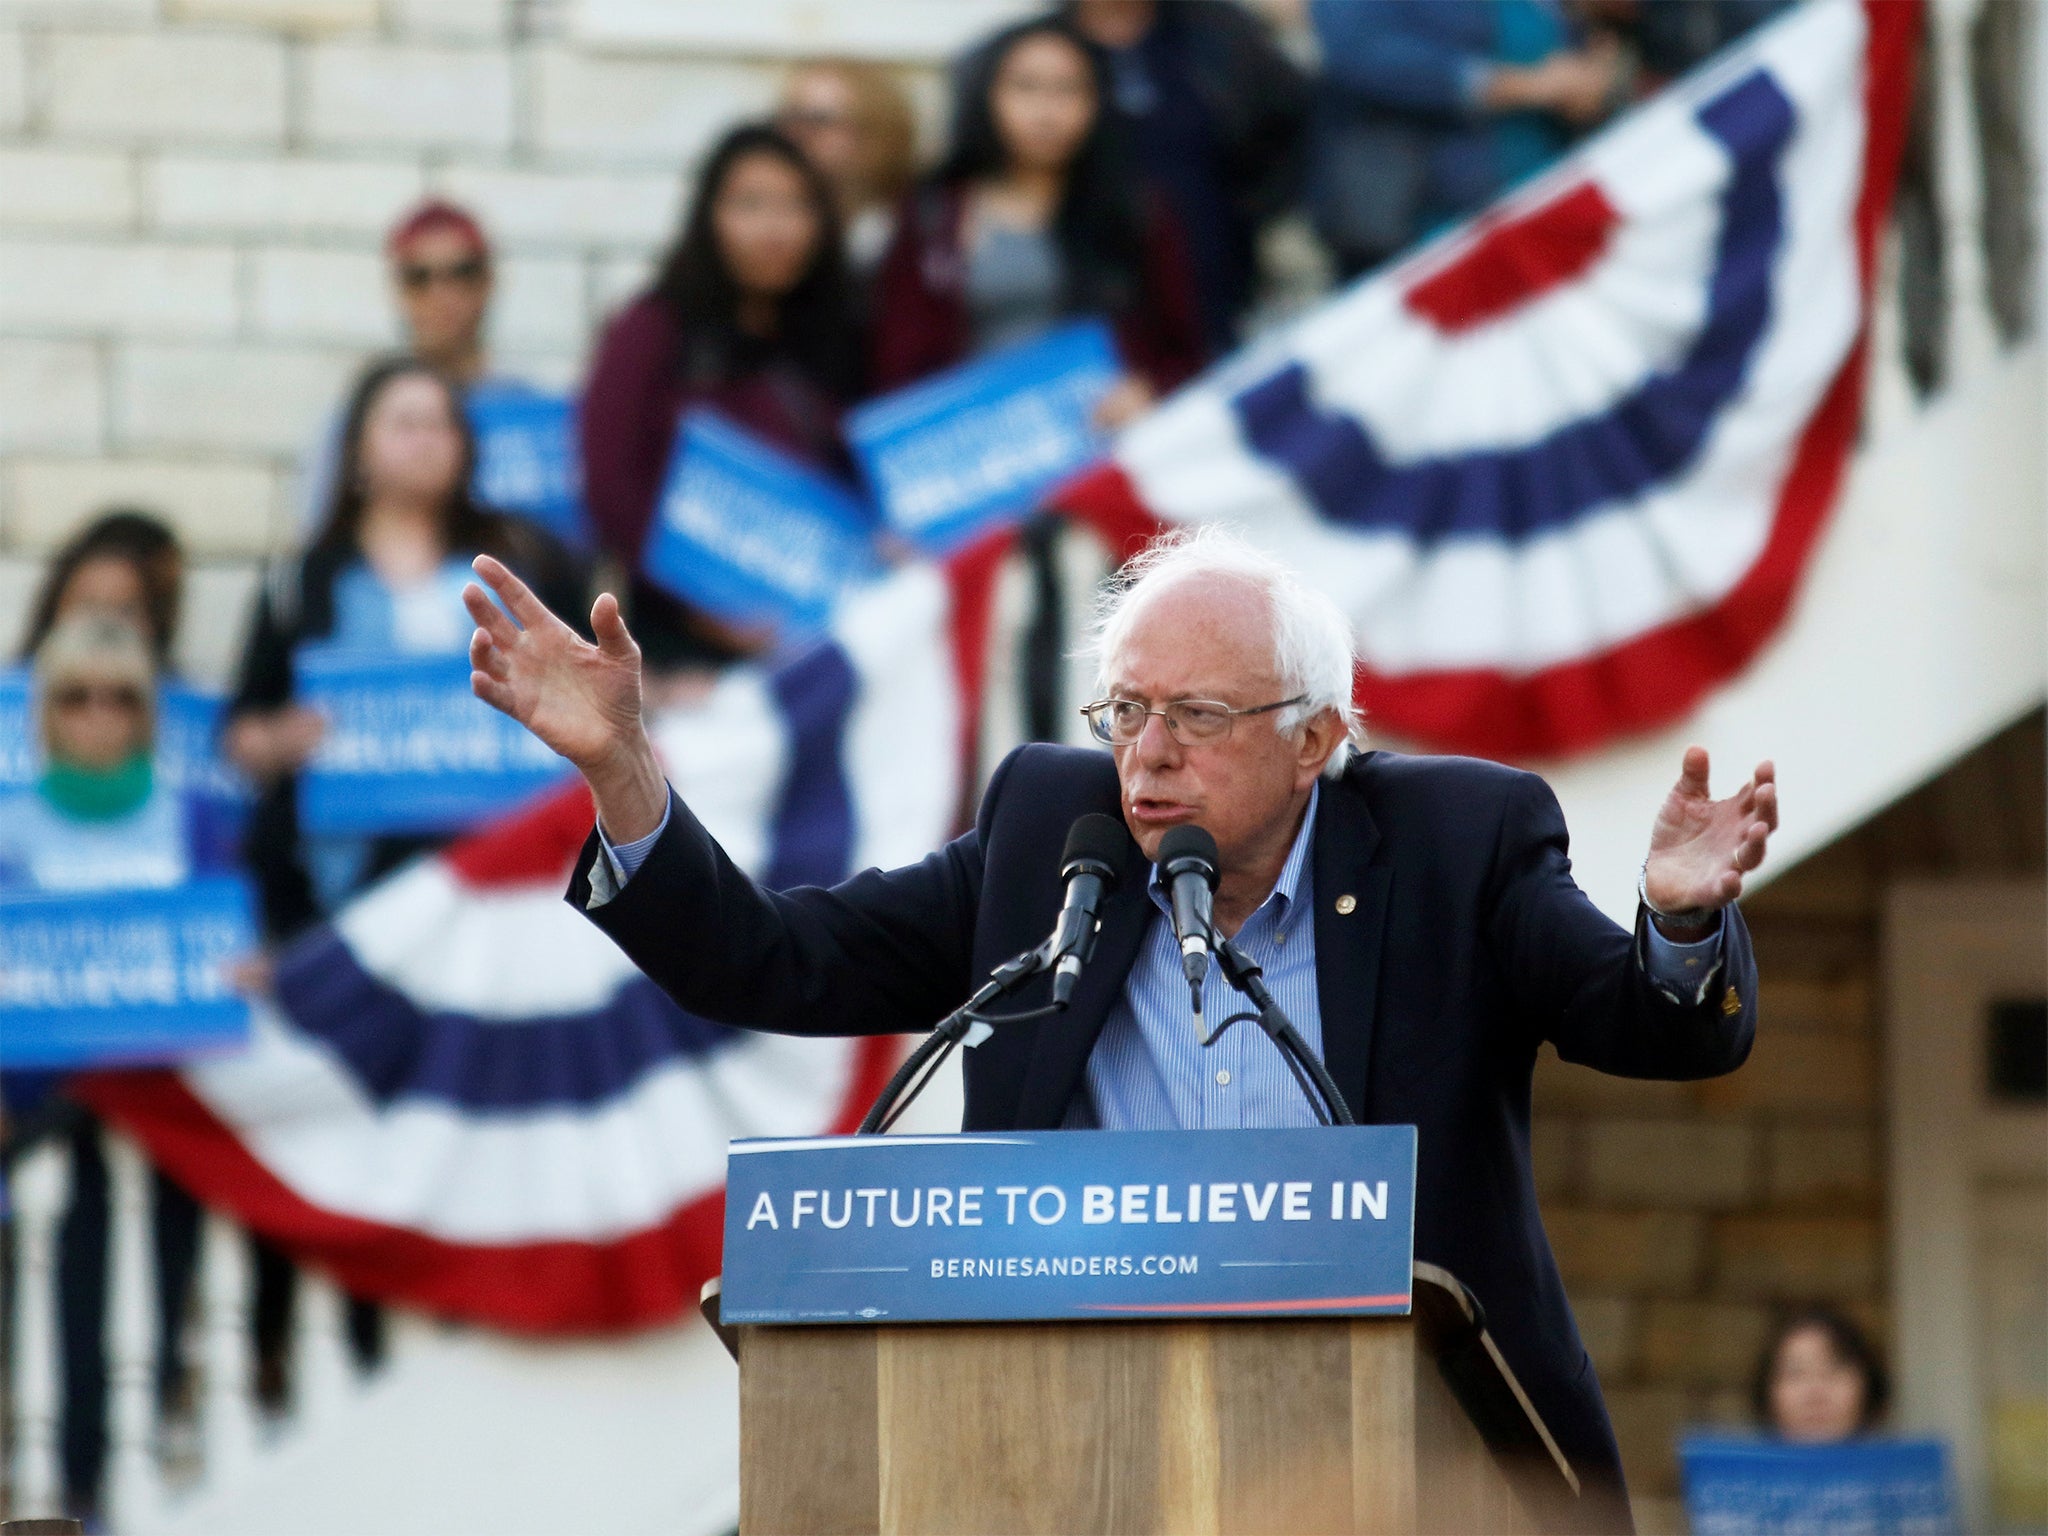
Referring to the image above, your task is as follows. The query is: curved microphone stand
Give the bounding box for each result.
[1207,934,1357,1127]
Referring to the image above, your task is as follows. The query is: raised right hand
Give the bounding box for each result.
[464,555,643,774]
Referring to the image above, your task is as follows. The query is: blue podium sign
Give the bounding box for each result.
[0,875,257,1068]
[468,386,588,548]
[846,320,1121,555]
[297,649,569,835]
[1680,1435,1955,1535]
[643,410,879,638]
[720,1126,1418,1325]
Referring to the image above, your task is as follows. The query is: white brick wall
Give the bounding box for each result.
[0,238,239,336]
[490,253,588,354]
[116,341,359,454]
[0,339,104,453]
[303,40,515,152]
[383,0,510,43]
[148,154,424,238]
[433,163,682,249]
[0,29,28,132]
[167,0,380,31]
[0,146,135,229]
[531,47,779,169]
[0,0,953,575]
[42,30,289,143]
[249,245,397,345]
[3,454,278,554]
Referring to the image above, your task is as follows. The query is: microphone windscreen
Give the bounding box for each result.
[1156,824,1219,881]
[1061,813,1128,884]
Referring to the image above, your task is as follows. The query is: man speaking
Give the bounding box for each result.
[462,527,1776,1524]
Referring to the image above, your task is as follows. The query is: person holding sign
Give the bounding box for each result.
[869,16,1208,742]
[464,523,1775,1525]
[1752,1306,1891,1443]
[228,355,585,1401]
[580,124,865,671]
[870,15,1206,413]
[294,201,538,537]
[229,356,587,942]
[0,614,233,1523]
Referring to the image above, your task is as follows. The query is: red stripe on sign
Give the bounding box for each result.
[1402,182,1620,334]
[1079,1294,1412,1315]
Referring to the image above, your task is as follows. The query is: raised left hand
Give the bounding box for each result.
[1643,747,1778,930]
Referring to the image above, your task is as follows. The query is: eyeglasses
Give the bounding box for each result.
[778,107,855,133]
[51,684,145,714]
[398,257,487,291]
[1080,695,1307,746]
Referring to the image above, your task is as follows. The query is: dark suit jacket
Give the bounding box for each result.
[569,744,1757,1518]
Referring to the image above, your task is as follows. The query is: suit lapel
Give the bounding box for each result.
[1311,762,1390,1122]
[1012,833,1153,1129]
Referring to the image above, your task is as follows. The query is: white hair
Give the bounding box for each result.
[1086,525,1362,777]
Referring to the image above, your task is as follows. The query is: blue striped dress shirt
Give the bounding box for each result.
[1065,784,1328,1131]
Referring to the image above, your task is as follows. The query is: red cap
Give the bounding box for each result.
[386,198,491,263]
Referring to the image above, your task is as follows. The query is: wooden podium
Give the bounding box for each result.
[708,1262,1585,1535]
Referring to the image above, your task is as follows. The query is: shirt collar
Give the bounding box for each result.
[1146,780,1321,921]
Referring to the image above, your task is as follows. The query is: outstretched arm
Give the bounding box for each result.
[463,555,667,844]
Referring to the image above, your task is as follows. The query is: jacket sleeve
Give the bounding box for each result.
[1120,200,1211,393]
[577,298,680,570]
[562,750,1026,1039]
[1311,0,1491,122]
[868,188,963,392]
[225,567,298,721]
[1485,770,1756,1080]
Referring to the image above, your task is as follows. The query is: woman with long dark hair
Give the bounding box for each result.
[871,15,1205,408]
[223,354,584,1399]
[15,508,184,670]
[226,355,584,940]
[579,122,863,668]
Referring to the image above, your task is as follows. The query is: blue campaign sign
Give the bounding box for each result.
[846,320,1122,555]
[0,667,249,809]
[643,410,879,637]
[0,668,32,789]
[1681,1435,1955,1536]
[468,385,588,547]
[297,648,570,836]
[720,1126,1418,1326]
[0,875,257,1068]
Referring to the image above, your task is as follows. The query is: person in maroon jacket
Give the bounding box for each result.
[578,123,863,669]
[871,14,1207,416]
[873,15,1208,744]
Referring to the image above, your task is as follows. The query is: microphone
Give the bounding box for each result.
[1157,824,1219,1015]
[1050,815,1125,1007]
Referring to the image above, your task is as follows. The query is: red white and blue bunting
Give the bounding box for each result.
[82,571,955,1332]
[1057,0,1917,759]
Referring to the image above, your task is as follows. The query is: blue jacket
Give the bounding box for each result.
[571,743,1758,1520]
[1309,0,1575,267]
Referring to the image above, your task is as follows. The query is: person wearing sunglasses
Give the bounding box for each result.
[464,519,1777,1530]
[0,614,236,1522]
[0,617,215,890]
[292,200,537,536]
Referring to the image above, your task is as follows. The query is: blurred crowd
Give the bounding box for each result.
[8,0,1956,1521]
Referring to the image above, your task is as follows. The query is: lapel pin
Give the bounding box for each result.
[1335,894,1357,915]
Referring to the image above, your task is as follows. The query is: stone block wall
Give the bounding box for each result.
[0,0,889,676]
[1534,712,2046,1531]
